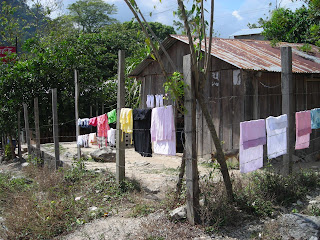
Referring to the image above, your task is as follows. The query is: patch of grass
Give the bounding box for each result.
[0,157,141,239]
[199,168,320,231]
[130,203,156,217]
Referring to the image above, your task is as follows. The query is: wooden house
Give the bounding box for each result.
[129,35,320,160]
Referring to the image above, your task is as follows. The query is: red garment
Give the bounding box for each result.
[89,117,97,127]
[97,114,110,138]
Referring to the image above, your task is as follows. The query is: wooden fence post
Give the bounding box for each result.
[184,54,200,224]
[52,88,59,169]
[34,97,41,159]
[116,50,125,185]
[281,46,294,176]
[90,105,93,131]
[75,69,81,160]
[23,103,31,155]
[17,110,22,160]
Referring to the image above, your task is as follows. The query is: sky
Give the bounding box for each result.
[52,0,306,38]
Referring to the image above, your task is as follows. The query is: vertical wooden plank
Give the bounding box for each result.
[232,69,243,150]
[52,88,59,170]
[116,50,125,185]
[243,71,254,121]
[184,54,200,225]
[221,70,233,150]
[90,105,93,131]
[34,97,41,159]
[211,71,220,153]
[23,103,31,155]
[75,70,81,160]
[253,77,259,119]
[17,111,22,160]
[281,46,294,176]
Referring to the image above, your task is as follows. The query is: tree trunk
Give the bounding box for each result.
[9,135,15,160]
[196,92,234,202]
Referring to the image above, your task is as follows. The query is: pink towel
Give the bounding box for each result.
[241,119,266,150]
[295,111,311,150]
[89,117,97,127]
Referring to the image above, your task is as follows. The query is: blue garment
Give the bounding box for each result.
[311,108,320,129]
[78,118,90,128]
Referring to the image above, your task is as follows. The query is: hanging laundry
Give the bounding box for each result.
[107,128,116,146]
[120,108,133,143]
[89,117,97,127]
[155,94,164,107]
[146,95,155,108]
[295,110,311,150]
[311,108,320,129]
[239,119,266,173]
[133,109,152,157]
[89,133,97,146]
[266,114,287,159]
[78,118,90,128]
[77,134,89,148]
[97,114,110,147]
[151,105,176,156]
[107,109,117,124]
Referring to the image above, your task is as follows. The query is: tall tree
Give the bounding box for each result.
[67,0,117,33]
[124,0,234,218]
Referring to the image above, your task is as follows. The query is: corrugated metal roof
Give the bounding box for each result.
[230,28,263,37]
[129,35,320,77]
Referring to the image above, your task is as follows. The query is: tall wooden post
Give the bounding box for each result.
[34,97,41,159]
[23,103,31,155]
[17,111,22,160]
[184,54,200,224]
[75,69,81,160]
[281,46,294,175]
[116,50,125,185]
[90,105,93,131]
[52,88,59,169]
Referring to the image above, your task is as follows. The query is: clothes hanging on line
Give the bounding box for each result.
[155,94,163,107]
[133,109,152,157]
[107,128,116,146]
[107,109,117,124]
[89,117,97,127]
[78,118,90,128]
[146,95,155,108]
[239,119,266,173]
[295,110,311,150]
[311,108,320,129]
[89,133,97,146]
[151,105,176,156]
[266,114,287,159]
[97,114,110,147]
[77,134,89,148]
[120,108,133,143]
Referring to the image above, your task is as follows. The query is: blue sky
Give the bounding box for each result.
[52,0,305,38]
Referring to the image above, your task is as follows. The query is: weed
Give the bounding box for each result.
[130,203,156,217]
[0,162,141,239]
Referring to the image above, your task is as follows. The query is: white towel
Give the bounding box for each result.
[266,114,287,159]
[107,128,116,146]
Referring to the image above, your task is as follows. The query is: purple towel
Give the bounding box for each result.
[241,119,266,150]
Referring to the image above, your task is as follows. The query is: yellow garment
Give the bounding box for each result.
[120,108,133,143]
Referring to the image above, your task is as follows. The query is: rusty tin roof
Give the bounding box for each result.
[129,35,320,77]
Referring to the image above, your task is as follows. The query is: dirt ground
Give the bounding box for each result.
[39,142,215,199]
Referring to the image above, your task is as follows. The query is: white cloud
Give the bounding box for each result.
[232,10,243,21]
